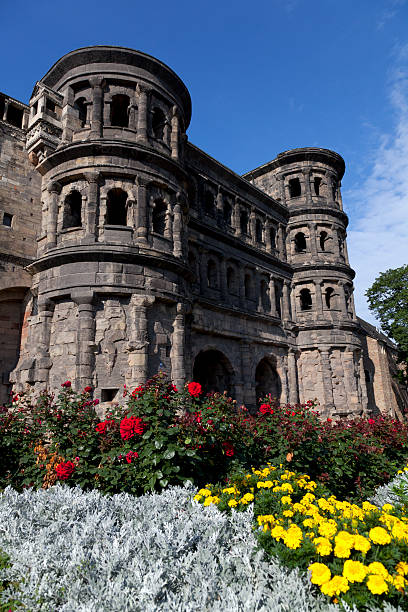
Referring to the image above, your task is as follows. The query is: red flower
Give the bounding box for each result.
[126,451,139,464]
[93,399,100,406]
[169,384,178,393]
[132,386,144,397]
[368,418,375,425]
[120,416,146,440]
[222,441,235,457]
[187,382,202,397]
[259,403,271,414]
[327,418,332,423]
[61,381,71,388]
[55,461,75,480]
[83,386,92,393]
[95,420,114,434]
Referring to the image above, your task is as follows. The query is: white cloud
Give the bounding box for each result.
[376,0,407,30]
[346,44,408,328]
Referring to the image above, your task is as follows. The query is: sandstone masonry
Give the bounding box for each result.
[0,46,406,417]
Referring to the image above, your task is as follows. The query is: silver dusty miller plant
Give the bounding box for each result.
[0,483,399,612]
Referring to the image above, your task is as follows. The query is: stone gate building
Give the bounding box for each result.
[1,46,407,417]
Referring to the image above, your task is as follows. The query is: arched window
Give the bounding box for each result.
[256,219,263,243]
[270,227,276,249]
[320,230,328,251]
[193,349,233,396]
[244,273,252,298]
[188,251,198,283]
[223,202,232,225]
[260,279,270,310]
[255,358,281,404]
[110,95,130,128]
[207,259,218,288]
[314,176,322,196]
[106,188,128,226]
[152,108,166,140]
[289,178,301,198]
[325,287,335,309]
[203,191,215,217]
[294,232,307,253]
[152,199,167,235]
[300,288,312,311]
[74,97,87,128]
[227,266,236,293]
[240,210,249,235]
[63,191,82,229]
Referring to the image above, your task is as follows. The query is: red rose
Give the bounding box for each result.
[83,386,92,393]
[327,418,332,423]
[120,416,146,440]
[93,399,100,406]
[95,420,114,434]
[125,450,139,464]
[169,384,178,393]
[259,403,271,414]
[368,418,375,425]
[61,381,71,388]
[55,461,75,480]
[132,386,144,397]
[187,382,202,397]
[222,441,234,457]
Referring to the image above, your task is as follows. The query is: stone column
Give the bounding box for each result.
[72,291,95,390]
[290,282,297,320]
[337,281,349,317]
[103,100,111,127]
[61,86,74,145]
[89,77,104,139]
[250,209,256,245]
[233,198,241,236]
[173,202,183,258]
[220,258,228,302]
[216,188,224,225]
[239,266,246,308]
[319,348,335,414]
[265,219,271,251]
[84,172,100,242]
[302,169,312,205]
[126,295,154,387]
[269,276,277,316]
[331,225,341,257]
[337,181,344,211]
[278,355,289,404]
[199,250,208,294]
[308,223,318,258]
[287,349,299,404]
[135,177,148,244]
[282,280,291,322]
[136,85,148,144]
[256,269,262,312]
[164,204,173,241]
[341,350,360,414]
[128,98,138,131]
[46,181,62,249]
[358,352,369,414]
[35,298,54,384]
[314,280,323,317]
[170,106,180,160]
[126,199,136,232]
[2,99,9,121]
[276,175,286,204]
[171,303,186,390]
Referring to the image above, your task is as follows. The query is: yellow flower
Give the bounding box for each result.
[382,503,394,512]
[392,521,408,542]
[396,561,408,576]
[271,525,285,540]
[393,575,406,590]
[343,560,367,583]
[353,534,371,554]
[198,488,212,497]
[314,537,332,556]
[280,495,292,505]
[228,499,238,507]
[303,518,315,528]
[283,525,303,549]
[308,562,331,586]
[280,483,294,492]
[240,493,254,504]
[362,501,378,513]
[321,575,349,597]
[366,574,388,595]
[334,542,351,559]
[367,562,389,578]
[292,503,306,513]
[222,486,237,494]
[203,497,213,507]
[369,526,392,545]
[318,521,337,539]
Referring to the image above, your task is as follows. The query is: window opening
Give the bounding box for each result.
[244,273,252,298]
[152,199,167,235]
[270,227,276,249]
[227,266,235,292]
[314,176,322,196]
[152,107,166,140]
[289,178,301,198]
[6,105,23,128]
[106,188,128,226]
[63,191,82,228]
[207,259,218,288]
[256,219,263,243]
[74,97,87,128]
[223,202,232,225]
[300,288,312,311]
[110,94,130,128]
[319,230,328,251]
[260,279,270,310]
[203,191,215,217]
[325,287,335,309]
[2,213,13,227]
[101,389,118,402]
[294,232,307,253]
[240,210,249,235]
[46,99,55,113]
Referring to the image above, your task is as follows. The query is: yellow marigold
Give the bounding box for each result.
[304,481,317,491]
[303,518,315,528]
[301,492,316,504]
[228,499,238,507]
[308,562,331,586]
[353,534,371,554]
[343,560,367,583]
[362,501,378,513]
[318,521,337,539]
[320,575,349,597]
[335,531,354,547]
[396,561,408,576]
[314,537,332,556]
[257,514,275,525]
[198,488,212,497]
[263,480,274,488]
[393,575,406,590]
[240,493,254,504]
[366,574,388,595]
[283,510,294,518]
[391,522,408,543]
[369,526,392,545]
[292,503,306,513]
[280,483,293,492]
[193,494,202,502]
[271,525,285,540]
[367,562,389,578]
[280,495,292,505]
[334,542,351,559]
[222,486,238,494]
[382,503,394,512]
[257,481,266,489]
[283,525,303,549]
[203,496,213,506]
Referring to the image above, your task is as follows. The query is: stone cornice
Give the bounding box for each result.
[0,252,34,268]
[291,261,356,278]
[287,206,348,226]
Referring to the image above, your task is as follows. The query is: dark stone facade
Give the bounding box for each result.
[1,46,406,417]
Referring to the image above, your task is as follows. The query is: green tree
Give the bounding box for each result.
[366,265,408,387]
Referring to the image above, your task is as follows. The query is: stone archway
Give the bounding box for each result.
[255,358,281,404]
[193,349,234,397]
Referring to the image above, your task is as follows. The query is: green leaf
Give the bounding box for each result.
[163,449,175,460]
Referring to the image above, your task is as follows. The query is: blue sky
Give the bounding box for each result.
[1,0,408,326]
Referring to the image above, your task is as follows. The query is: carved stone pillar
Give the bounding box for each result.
[46,181,62,249]
[89,77,104,139]
[61,86,74,144]
[314,280,323,317]
[250,210,256,245]
[331,225,341,257]
[276,175,286,204]
[2,99,9,122]
[170,106,180,160]
[173,202,183,258]
[337,281,348,317]
[265,219,271,251]
[302,169,312,205]
[290,282,297,320]
[233,198,241,236]
[126,295,154,387]
[319,348,335,414]
[164,205,173,241]
[269,276,277,316]
[358,352,369,414]
[171,303,186,389]
[84,172,100,242]
[216,188,224,225]
[287,349,299,404]
[35,298,54,384]
[282,280,291,321]
[256,269,262,312]
[308,223,318,258]
[128,99,138,131]
[135,177,148,244]
[136,85,148,144]
[278,355,289,404]
[72,292,95,390]
[199,250,208,294]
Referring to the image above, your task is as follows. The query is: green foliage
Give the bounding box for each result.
[366,264,408,386]
[0,548,22,611]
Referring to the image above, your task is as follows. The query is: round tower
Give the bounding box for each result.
[12,46,192,400]
[246,148,368,417]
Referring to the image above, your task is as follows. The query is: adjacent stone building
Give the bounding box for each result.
[1,46,407,417]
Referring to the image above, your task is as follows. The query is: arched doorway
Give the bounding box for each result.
[193,350,233,397]
[255,358,281,404]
